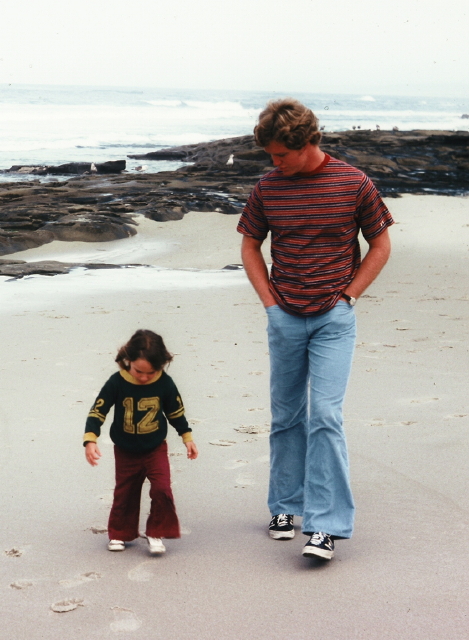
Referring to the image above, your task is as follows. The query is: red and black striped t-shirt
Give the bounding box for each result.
[237,154,394,316]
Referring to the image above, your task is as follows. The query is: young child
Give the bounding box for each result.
[84,329,198,554]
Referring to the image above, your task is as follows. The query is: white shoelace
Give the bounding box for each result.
[310,532,325,543]
[309,532,332,548]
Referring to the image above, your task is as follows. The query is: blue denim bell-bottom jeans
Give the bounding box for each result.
[266,301,356,538]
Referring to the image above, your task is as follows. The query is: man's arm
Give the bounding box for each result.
[343,228,391,300]
[241,235,277,307]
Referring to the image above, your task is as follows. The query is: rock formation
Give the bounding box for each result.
[2,160,126,176]
[130,130,469,195]
[0,259,143,278]
[1,129,468,277]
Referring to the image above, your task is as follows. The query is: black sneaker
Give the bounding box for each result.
[302,532,334,560]
[268,514,295,539]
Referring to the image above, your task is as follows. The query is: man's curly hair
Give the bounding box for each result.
[254,98,321,149]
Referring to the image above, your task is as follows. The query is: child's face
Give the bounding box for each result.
[129,358,160,384]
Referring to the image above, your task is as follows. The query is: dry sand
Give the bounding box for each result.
[1,195,469,639]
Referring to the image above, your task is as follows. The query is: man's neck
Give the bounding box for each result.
[299,144,326,174]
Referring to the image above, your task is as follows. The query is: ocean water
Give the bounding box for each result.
[0,84,468,183]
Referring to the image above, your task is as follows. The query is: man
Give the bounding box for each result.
[237,99,393,560]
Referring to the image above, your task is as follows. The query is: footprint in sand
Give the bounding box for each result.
[50,598,85,613]
[209,439,236,446]
[409,397,440,405]
[88,526,108,535]
[110,607,142,632]
[59,572,102,588]
[128,562,154,583]
[235,425,270,436]
[235,474,255,487]
[224,459,249,470]
[10,580,33,590]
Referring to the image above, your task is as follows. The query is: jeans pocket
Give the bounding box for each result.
[265,304,280,313]
[328,301,356,336]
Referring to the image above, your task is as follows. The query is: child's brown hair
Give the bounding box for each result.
[115,330,173,372]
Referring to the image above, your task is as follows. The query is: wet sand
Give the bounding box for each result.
[1,195,469,639]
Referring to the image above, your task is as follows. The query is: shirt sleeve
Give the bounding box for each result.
[163,378,192,439]
[356,176,394,240]
[83,376,118,445]
[237,181,270,241]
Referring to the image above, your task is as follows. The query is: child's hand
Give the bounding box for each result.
[185,441,198,460]
[85,442,102,466]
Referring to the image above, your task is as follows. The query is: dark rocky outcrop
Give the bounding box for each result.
[1,129,468,278]
[0,178,138,257]
[322,130,469,195]
[3,160,126,176]
[129,135,272,177]
[130,130,469,195]
[0,259,143,279]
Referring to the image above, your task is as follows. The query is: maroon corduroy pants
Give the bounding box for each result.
[108,442,180,541]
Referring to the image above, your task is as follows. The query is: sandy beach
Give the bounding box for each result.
[1,194,469,639]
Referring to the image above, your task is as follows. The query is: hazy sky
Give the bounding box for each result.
[1,0,468,96]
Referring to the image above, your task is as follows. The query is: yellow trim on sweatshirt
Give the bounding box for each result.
[119,369,163,385]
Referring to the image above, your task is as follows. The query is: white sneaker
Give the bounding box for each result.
[108,539,125,552]
[147,536,166,554]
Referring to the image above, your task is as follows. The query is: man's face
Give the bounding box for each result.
[264,140,310,176]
